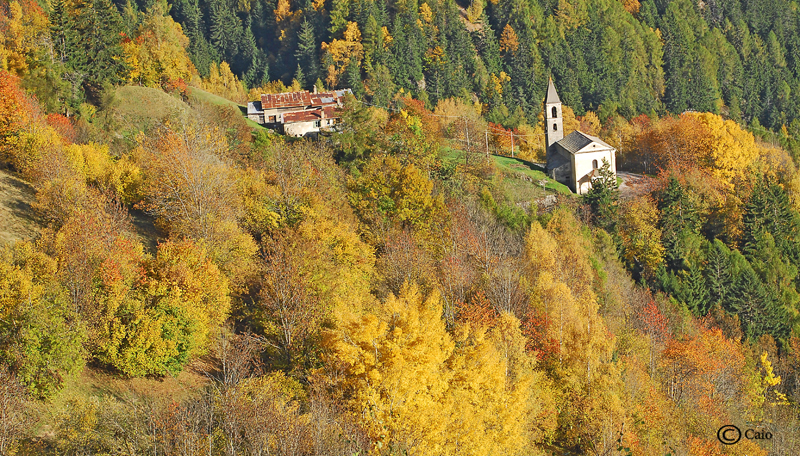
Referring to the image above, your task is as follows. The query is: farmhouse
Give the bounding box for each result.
[247,88,352,137]
[544,79,617,195]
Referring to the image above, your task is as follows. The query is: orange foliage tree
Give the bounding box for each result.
[384,97,441,170]
[0,70,59,173]
[623,112,759,189]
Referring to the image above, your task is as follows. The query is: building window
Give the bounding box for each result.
[592,159,598,169]
[268,115,276,123]
[552,106,557,118]
[553,123,558,131]
[314,120,321,127]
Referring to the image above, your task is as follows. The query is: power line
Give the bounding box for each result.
[353,98,546,138]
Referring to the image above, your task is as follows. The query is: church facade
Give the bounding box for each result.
[544,79,617,195]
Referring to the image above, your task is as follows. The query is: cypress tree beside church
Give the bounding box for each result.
[583,158,618,233]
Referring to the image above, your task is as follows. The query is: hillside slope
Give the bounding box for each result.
[0,169,39,245]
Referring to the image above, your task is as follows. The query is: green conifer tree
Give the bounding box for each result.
[729,264,789,341]
[583,158,619,233]
[704,239,734,308]
[658,177,702,272]
[71,0,129,99]
[296,20,320,87]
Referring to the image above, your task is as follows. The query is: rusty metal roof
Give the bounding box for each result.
[283,110,320,123]
[260,89,351,110]
[261,91,313,109]
[282,107,340,123]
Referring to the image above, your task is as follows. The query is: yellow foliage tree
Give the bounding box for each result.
[556,0,589,30]
[686,112,759,187]
[322,21,363,87]
[201,61,247,103]
[526,212,612,378]
[136,122,237,239]
[136,122,256,286]
[618,196,665,279]
[347,154,447,243]
[621,0,640,14]
[499,24,519,54]
[631,112,759,188]
[145,239,231,355]
[32,150,91,227]
[465,0,485,23]
[242,143,375,319]
[525,210,628,454]
[90,237,231,377]
[33,142,142,225]
[62,143,113,184]
[0,0,49,75]
[122,0,197,87]
[0,70,62,175]
[326,284,550,455]
[0,242,86,398]
[578,111,602,136]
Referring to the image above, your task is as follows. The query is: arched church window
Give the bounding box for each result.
[553,123,558,131]
[592,159,598,169]
[552,106,557,118]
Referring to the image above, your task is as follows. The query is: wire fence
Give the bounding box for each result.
[354,98,548,160]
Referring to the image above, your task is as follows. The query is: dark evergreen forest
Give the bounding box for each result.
[134,0,800,132]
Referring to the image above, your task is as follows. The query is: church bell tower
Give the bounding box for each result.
[544,77,563,153]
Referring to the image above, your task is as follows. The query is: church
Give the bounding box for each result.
[544,79,617,195]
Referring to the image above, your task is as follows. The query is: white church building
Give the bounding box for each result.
[544,79,617,195]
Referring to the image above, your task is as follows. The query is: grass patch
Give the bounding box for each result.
[95,86,191,153]
[491,155,572,195]
[97,86,266,153]
[187,87,265,130]
[441,147,572,195]
[113,86,190,122]
[187,86,243,109]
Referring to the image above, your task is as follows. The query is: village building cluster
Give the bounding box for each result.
[247,81,614,195]
[247,88,352,137]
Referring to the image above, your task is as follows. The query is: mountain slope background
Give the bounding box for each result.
[4,0,800,455]
[163,0,800,132]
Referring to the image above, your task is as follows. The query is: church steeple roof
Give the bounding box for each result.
[545,77,561,104]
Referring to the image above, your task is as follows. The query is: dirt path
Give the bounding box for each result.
[618,171,650,198]
[0,168,40,245]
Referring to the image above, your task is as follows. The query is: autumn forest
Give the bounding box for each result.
[3,0,800,454]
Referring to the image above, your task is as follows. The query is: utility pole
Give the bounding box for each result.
[465,117,470,149]
[485,130,489,160]
[510,130,515,158]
